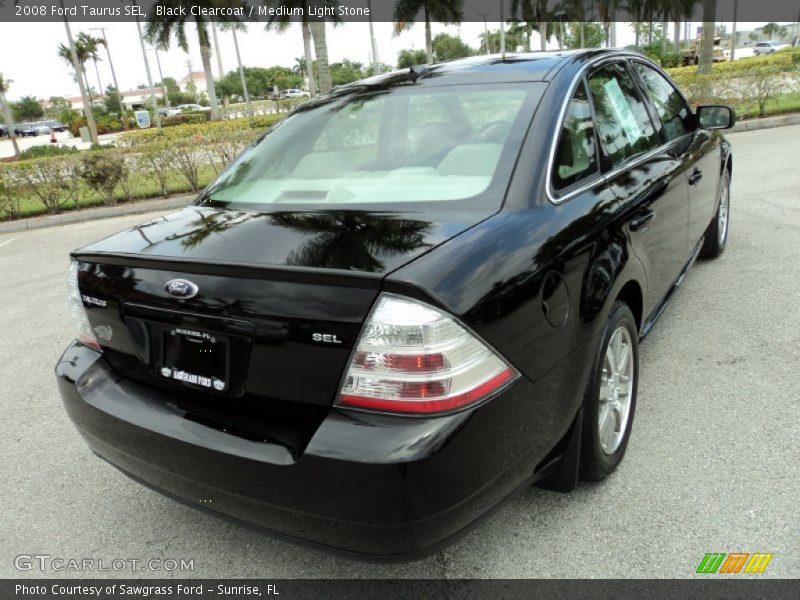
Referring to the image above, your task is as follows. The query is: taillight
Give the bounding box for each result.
[67,261,101,352]
[337,294,518,415]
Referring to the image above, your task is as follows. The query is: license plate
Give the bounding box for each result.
[160,327,229,392]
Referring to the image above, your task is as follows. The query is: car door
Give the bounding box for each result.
[630,59,720,254]
[586,61,690,315]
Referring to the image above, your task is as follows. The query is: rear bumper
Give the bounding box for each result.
[56,341,584,559]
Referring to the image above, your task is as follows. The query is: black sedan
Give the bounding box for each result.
[57,50,733,559]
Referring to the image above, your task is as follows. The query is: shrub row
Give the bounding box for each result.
[0,115,282,219]
[665,48,800,118]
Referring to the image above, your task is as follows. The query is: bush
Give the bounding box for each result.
[17,145,79,160]
[666,50,800,119]
[13,155,81,214]
[133,142,173,197]
[117,114,280,148]
[0,166,23,218]
[162,112,210,127]
[81,152,128,206]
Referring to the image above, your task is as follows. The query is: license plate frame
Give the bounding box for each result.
[159,326,230,393]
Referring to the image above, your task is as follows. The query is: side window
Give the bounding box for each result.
[632,61,693,142]
[587,63,659,166]
[552,81,599,191]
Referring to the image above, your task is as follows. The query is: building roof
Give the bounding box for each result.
[180,71,206,82]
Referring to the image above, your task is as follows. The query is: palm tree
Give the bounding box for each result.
[77,32,105,101]
[146,1,244,121]
[262,1,319,95]
[698,0,716,74]
[393,0,465,64]
[510,0,551,51]
[57,41,92,97]
[219,21,252,114]
[0,74,20,158]
[262,1,339,95]
[762,22,781,39]
[309,21,333,92]
[292,56,307,77]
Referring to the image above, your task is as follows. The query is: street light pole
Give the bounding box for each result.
[60,0,98,143]
[92,28,117,90]
[479,13,490,54]
[499,1,506,57]
[211,21,225,79]
[730,0,738,61]
[367,0,381,74]
[90,27,127,118]
[230,27,251,116]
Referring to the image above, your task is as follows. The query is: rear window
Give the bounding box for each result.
[202,83,545,212]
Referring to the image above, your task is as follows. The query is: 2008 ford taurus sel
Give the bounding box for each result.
[57,50,734,559]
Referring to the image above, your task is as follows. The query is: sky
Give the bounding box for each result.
[0,20,780,101]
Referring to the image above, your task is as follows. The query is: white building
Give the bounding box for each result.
[179,71,208,96]
[66,88,166,112]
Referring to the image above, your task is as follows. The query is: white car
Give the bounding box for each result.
[176,104,211,113]
[282,89,311,99]
[31,123,52,135]
[753,41,785,55]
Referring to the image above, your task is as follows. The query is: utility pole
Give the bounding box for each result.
[135,14,161,128]
[186,60,199,102]
[60,0,97,143]
[153,45,170,109]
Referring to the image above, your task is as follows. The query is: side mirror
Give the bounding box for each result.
[696,105,735,130]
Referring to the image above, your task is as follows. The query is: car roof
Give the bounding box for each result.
[351,49,622,88]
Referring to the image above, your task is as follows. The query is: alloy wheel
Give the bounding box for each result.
[598,326,635,454]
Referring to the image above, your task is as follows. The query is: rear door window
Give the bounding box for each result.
[552,81,599,191]
[587,62,660,166]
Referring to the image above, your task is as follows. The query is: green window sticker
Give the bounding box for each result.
[603,78,643,146]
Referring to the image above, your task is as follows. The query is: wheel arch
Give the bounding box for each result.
[615,280,644,334]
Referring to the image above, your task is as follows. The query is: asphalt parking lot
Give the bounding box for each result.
[0,125,798,579]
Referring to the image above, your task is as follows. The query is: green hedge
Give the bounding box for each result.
[666,48,800,119]
[0,114,285,220]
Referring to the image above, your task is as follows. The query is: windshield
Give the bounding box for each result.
[200,82,545,212]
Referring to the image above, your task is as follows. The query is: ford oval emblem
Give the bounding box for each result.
[165,279,199,299]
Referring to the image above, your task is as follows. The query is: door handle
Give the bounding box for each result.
[628,210,655,232]
[688,168,703,185]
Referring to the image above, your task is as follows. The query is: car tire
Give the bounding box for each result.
[700,168,730,259]
[579,301,639,483]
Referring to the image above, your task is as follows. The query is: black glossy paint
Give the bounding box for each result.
[58,50,732,559]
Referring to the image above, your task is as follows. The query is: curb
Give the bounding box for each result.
[730,112,800,133]
[0,194,195,235]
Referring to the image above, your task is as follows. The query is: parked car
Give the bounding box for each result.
[31,122,52,135]
[15,123,38,137]
[57,50,734,559]
[43,120,68,132]
[753,41,784,55]
[282,88,311,99]
[176,103,210,112]
[0,124,7,137]
[157,107,183,117]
